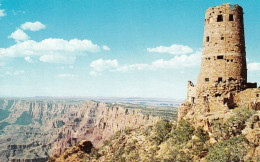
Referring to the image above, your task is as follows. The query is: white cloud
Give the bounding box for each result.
[90,59,118,71]
[102,45,110,51]
[0,38,101,64]
[89,50,201,75]
[39,55,76,64]
[147,44,193,55]
[151,50,201,69]
[58,73,78,78]
[90,59,150,74]
[24,56,33,63]
[21,21,46,31]
[0,9,6,17]
[248,63,260,71]
[5,70,25,76]
[8,29,30,42]
[113,64,149,72]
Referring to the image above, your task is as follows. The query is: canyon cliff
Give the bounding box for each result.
[0,99,160,162]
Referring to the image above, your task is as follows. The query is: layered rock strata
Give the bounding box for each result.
[0,99,158,162]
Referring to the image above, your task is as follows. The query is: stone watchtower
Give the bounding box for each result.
[181,3,259,121]
[196,3,247,98]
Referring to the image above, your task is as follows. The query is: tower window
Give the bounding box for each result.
[221,37,224,40]
[206,36,209,42]
[205,78,209,82]
[217,15,223,22]
[191,97,195,104]
[215,94,221,97]
[229,14,234,21]
[218,77,223,83]
[217,55,224,59]
[257,94,259,97]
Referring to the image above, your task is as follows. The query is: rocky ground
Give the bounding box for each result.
[0,98,177,162]
[52,106,260,161]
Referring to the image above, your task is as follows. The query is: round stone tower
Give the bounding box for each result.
[196,3,247,98]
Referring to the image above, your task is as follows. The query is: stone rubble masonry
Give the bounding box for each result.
[182,3,259,121]
[197,3,247,97]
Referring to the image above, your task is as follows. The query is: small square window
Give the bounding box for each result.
[217,15,223,22]
[231,59,233,62]
[257,94,259,97]
[221,37,224,40]
[215,94,221,97]
[206,36,209,42]
[229,14,234,21]
[191,97,195,104]
[218,77,223,83]
[217,56,224,59]
[205,78,209,82]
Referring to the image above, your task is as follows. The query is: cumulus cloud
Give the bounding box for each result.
[8,29,30,42]
[147,44,193,55]
[102,45,110,51]
[0,9,6,17]
[24,56,33,63]
[151,50,201,69]
[90,59,118,71]
[248,63,260,71]
[39,55,76,64]
[113,64,149,72]
[89,50,201,75]
[0,38,101,64]
[21,21,46,31]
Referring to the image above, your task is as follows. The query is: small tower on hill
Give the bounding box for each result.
[196,3,248,98]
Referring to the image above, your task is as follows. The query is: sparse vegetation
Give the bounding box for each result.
[51,105,259,162]
[211,107,256,140]
[206,135,249,162]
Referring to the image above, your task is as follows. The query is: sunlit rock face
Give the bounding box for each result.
[0,99,158,162]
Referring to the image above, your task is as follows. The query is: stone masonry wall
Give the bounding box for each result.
[234,88,260,110]
[196,3,247,98]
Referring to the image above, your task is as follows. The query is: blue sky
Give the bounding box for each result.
[0,0,259,99]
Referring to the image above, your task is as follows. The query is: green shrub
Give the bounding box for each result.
[206,135,249,162]
[226,107,255,136]
[211,107,255,139]
[153,120,173,144]
[170,120,194,145]
[142,125,153,136]
[123,127,132,135]
[192,127,209,157]
[176,150,193,162]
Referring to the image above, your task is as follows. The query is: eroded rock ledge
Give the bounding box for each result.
[0,99,159,162]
